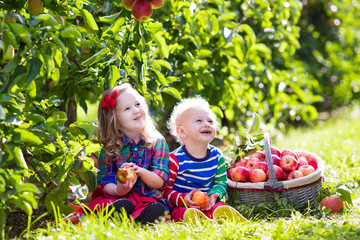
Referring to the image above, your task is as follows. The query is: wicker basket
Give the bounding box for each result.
[227,133,324,209]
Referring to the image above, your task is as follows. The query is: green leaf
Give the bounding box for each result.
[162,87,181,100]
[98,12,121,23]
[152,69,168,86]
[101,17,126,38]
[13,128,43,145]
[0,105,5,120]
[81,48,110,66]
[109,65,119,88]
[10,23,31,46]
[61,27,81,39]
[81,9,99,31]
[0,54,21,73]
[152,32,169,59]
[248,113,260,134]
[25,57,42,85]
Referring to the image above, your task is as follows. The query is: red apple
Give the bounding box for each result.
[116,167,136,183]
[122,0,135,11]
[233,157,248,168]
[271,154,281,166]
[281,149,299,160]
[227,168,234,180]
[308,160,318,170]
[254,162,268,173]
[271,146,281,157]
[247,150,266,162]
[297,157,308,169]
[286,170,303,180]
[298,165,315,176]
[132,0,153,22]
[245,158,261,169]
[28,0,44,15]
[320,196,344,213]
[231,166,249,182]
[192,190,209,209]
[279,155,298,173]
[249,169,266,183]
[149,0,164,9]
[266,165,285,181]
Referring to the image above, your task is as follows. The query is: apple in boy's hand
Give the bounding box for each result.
[116,167,136,183]
[192,190,209,208]
[320,196,344,213]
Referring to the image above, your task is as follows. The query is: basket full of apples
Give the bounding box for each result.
[226,133,324,209]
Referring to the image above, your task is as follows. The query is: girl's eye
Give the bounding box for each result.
[124,107,130,111]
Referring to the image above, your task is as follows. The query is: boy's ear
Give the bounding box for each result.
[176,126,186,139]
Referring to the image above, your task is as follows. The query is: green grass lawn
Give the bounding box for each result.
[26,106,360,239]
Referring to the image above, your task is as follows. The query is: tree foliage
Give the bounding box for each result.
[0,0,359,237]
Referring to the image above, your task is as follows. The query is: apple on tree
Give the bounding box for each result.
[132,0,153,22]
[149,0,164,9]
[192,190,209,209]
[122,0,135,11]
[116,167,136,183]
[28,0,44,15]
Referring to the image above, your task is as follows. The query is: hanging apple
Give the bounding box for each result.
[131,0,153,22]
[149,0,164,9]
[28,0,44,15]
[122,0,135,11]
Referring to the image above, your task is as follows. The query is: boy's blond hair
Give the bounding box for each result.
[167,96,219,144]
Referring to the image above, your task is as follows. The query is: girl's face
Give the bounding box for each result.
[115,89,146,139]
[178,107,216,144]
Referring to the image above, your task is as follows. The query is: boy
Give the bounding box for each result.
[163,97,248,223]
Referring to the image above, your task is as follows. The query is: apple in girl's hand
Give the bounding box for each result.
[281,149,299,160]
[247,150,266,162]
[320,196,344,213]
[116,167,136,183]
[286,170,303,180]
[271,146,281,157]
[279,155,298,173]
[298,165,315,176]
[231,166,249,182]
[192,190,209,208]
[245,158,261,169]
[249,169,266,183]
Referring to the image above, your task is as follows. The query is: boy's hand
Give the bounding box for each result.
[183,189,201,209]
[203,193,220,211]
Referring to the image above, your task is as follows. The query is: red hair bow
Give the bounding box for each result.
[101,90,118,112]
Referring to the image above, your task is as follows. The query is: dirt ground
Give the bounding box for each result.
[5,207,51,239]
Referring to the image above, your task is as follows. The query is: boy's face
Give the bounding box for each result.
[177,107,216,145]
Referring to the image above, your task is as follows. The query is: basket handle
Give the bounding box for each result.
[263,133,284,190]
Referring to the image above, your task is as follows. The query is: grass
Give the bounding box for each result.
[23,106,360,239]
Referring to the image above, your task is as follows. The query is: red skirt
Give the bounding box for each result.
[75,187,160,220]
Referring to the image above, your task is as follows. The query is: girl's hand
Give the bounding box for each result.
[121,163,145,178]
[116,174,138,194]
[203,193,220,211]
[183,189,201,209]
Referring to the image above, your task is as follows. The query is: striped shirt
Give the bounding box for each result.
[162,145,227,207]
[97,135,169,203]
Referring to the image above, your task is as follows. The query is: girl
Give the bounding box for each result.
[69,83,170,224]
